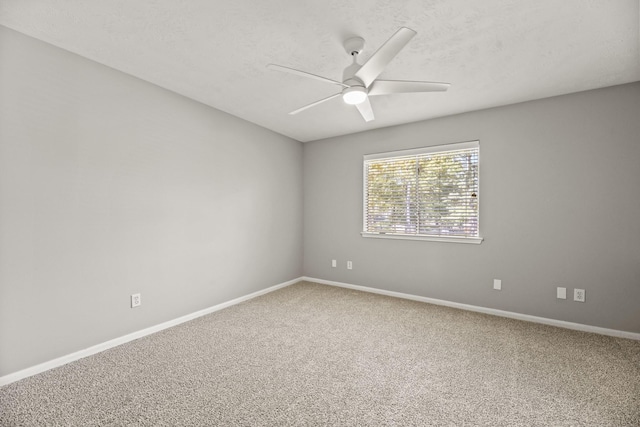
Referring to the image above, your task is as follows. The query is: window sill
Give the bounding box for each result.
[361,232,483,244]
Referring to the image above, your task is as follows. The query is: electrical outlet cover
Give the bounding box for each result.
[573,289,585,302]
[131,293,141,308]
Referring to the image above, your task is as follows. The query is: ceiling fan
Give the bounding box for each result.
[267,27,450,122]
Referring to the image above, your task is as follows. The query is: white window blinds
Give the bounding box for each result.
[363,141,480,242]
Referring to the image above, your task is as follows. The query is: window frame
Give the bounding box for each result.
[361,140,483,244]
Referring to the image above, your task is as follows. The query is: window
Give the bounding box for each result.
[362,141,482,244]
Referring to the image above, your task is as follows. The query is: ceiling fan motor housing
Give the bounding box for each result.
[343,67,363,84]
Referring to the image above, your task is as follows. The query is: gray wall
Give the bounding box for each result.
[304,82,640,333]
[0,27,303,376]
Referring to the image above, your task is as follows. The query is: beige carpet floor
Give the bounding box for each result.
[1,281,639,426]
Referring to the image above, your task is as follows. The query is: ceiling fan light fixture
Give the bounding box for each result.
[268,27,449,122]
[342,86,367,105]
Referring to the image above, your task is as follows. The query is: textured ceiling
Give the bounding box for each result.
[1,0,638,142]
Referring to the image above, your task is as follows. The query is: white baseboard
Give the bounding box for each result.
[0,277,302,387]
[302,276,640,341]
[4,275,637,387]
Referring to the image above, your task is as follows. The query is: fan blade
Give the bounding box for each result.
[267,64,349,88]
[355,97,375,122]
[354,27,416,87]
[289,93,341,115]
[368,80,450,96]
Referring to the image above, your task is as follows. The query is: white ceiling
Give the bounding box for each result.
[1,1,638,142]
